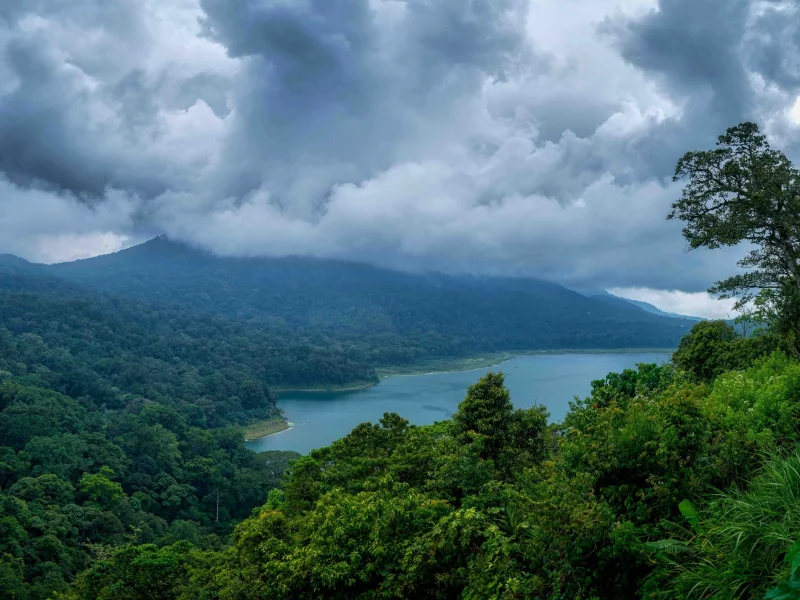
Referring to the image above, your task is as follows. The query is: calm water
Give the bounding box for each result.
[247,353,671,455]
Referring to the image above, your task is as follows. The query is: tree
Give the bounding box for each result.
[452,372,514,463]
[78,468,125,510]
[25,434,89,481]
[672,320,741,381]
[0,554,25,599]
[68,542,196,600]
[669,122,800,347]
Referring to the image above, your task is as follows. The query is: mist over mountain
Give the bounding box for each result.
[583,290,703,321]
[42,236,693,354]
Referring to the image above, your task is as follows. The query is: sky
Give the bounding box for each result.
[1,0,799,318]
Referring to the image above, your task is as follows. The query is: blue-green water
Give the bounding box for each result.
[246,352,671,455]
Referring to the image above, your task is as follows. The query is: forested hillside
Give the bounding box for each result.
[590,292,702,321]
[46,236,694,359]
[0,268,304,598]
[0,370,299,599]
[0,265,378,396]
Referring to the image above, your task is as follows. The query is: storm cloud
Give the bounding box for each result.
[1,0,799,295]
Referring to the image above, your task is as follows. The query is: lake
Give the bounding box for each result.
[246,352,672,455]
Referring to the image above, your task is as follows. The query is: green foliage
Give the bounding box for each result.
[0,267,376,416]
[66,542,198,600]
[452,372,549,476]
[73,374,558,600]
[765,545,800,600]
[122,375,634,599]
[59,332,800,600]
[0,373,297,598]
[646,451,800,599]
[677,499,702,533]
[673,320,777,381]
[670,122,800,349]
[78,468,124,509]
[452,372,514,455]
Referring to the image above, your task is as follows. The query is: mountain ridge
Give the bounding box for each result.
[34,237,695,356]
[586,290,702,321]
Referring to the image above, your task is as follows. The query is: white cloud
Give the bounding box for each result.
[0,176,140,263]
[608,287,739,319]
[34,232,133,264]
[790,96,800,125]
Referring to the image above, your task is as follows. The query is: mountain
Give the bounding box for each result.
[0,253,32,268]
[583,289,702,321]
[620,297,702,320]
[43,237,693,356]
[0,252,43,276]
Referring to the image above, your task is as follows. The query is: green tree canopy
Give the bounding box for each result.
[670,122,800,347]
[672,319,777,381]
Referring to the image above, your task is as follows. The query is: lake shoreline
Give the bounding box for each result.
[272,348,677,394]
[272,380,380,394]
[242,417,293,441]
[246,351,675,453]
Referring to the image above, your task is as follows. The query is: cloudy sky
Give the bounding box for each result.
[1,0,799,317]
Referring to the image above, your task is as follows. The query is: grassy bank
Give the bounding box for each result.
[242,417,290,441]
[375,353,513,379]
[271,379,380,394]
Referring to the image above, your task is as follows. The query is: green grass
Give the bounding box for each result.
[271,379,380,393]
[241,417,290,441]
[649,450,800,600]
[375,353,513,378]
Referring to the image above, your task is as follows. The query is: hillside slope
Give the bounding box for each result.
[0,263,376,405]
[46,237,693,357]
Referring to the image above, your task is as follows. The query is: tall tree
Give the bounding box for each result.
[452,372,514,462]
[669,122,800,346]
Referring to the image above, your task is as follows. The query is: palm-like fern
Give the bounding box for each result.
[646,450,800,599]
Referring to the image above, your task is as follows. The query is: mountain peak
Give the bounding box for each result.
[0,253,30,266]
[0,253,38,274]
[128,235,193,253]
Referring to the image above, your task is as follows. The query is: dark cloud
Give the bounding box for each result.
[749,2,800,91]
[404,0,531,76]
[0,0,799,296]
[0,0,231,198]
[598,0,755,179]
[171,74,231,118]
[611,0,751,115]
[199,0,537,207]
[0,38,116,195]
[601,0,800,178]
[200,0,374,65]
[0,36,177,198]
